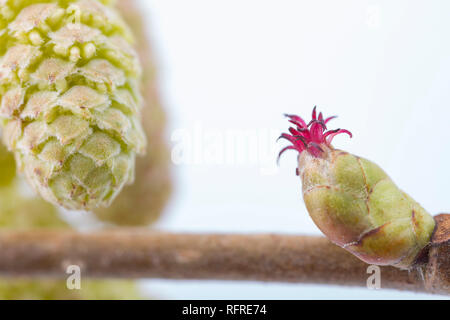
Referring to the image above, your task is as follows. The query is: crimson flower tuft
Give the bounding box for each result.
[278,106,352,159]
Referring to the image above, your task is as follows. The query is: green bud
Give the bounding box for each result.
[0,181,144,299]
[0,279,143,300]
[280,108,435,269]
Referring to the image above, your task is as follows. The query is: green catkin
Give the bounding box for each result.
[280,108,436,269]
[0,0,146,210]
[0,182,144,299]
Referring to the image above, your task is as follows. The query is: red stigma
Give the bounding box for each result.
[278,106,352,160]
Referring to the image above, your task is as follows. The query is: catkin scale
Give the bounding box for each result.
[0,0,146,210]
[280,108,436,269]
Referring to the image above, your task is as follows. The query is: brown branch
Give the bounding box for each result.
[0,214,448,295]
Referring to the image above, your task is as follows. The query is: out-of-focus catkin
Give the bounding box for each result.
[0,177,145,299]
[0,0,146,210]
[0,277,143,300]
[92,0,171,226]
[0,162,144,299]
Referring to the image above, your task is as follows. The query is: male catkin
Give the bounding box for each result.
[0,182,144,299]
[279,108,435,269]
[0,0,146,210]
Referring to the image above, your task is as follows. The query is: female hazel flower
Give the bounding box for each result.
[0,0,146,210]
[279,107,435,269]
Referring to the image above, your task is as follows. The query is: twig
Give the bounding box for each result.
[0,214,448,295]
[0,231,418,289]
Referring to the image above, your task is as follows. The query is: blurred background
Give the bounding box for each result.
[133,0,450,299]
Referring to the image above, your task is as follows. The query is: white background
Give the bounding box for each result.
[135,0,450,299]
